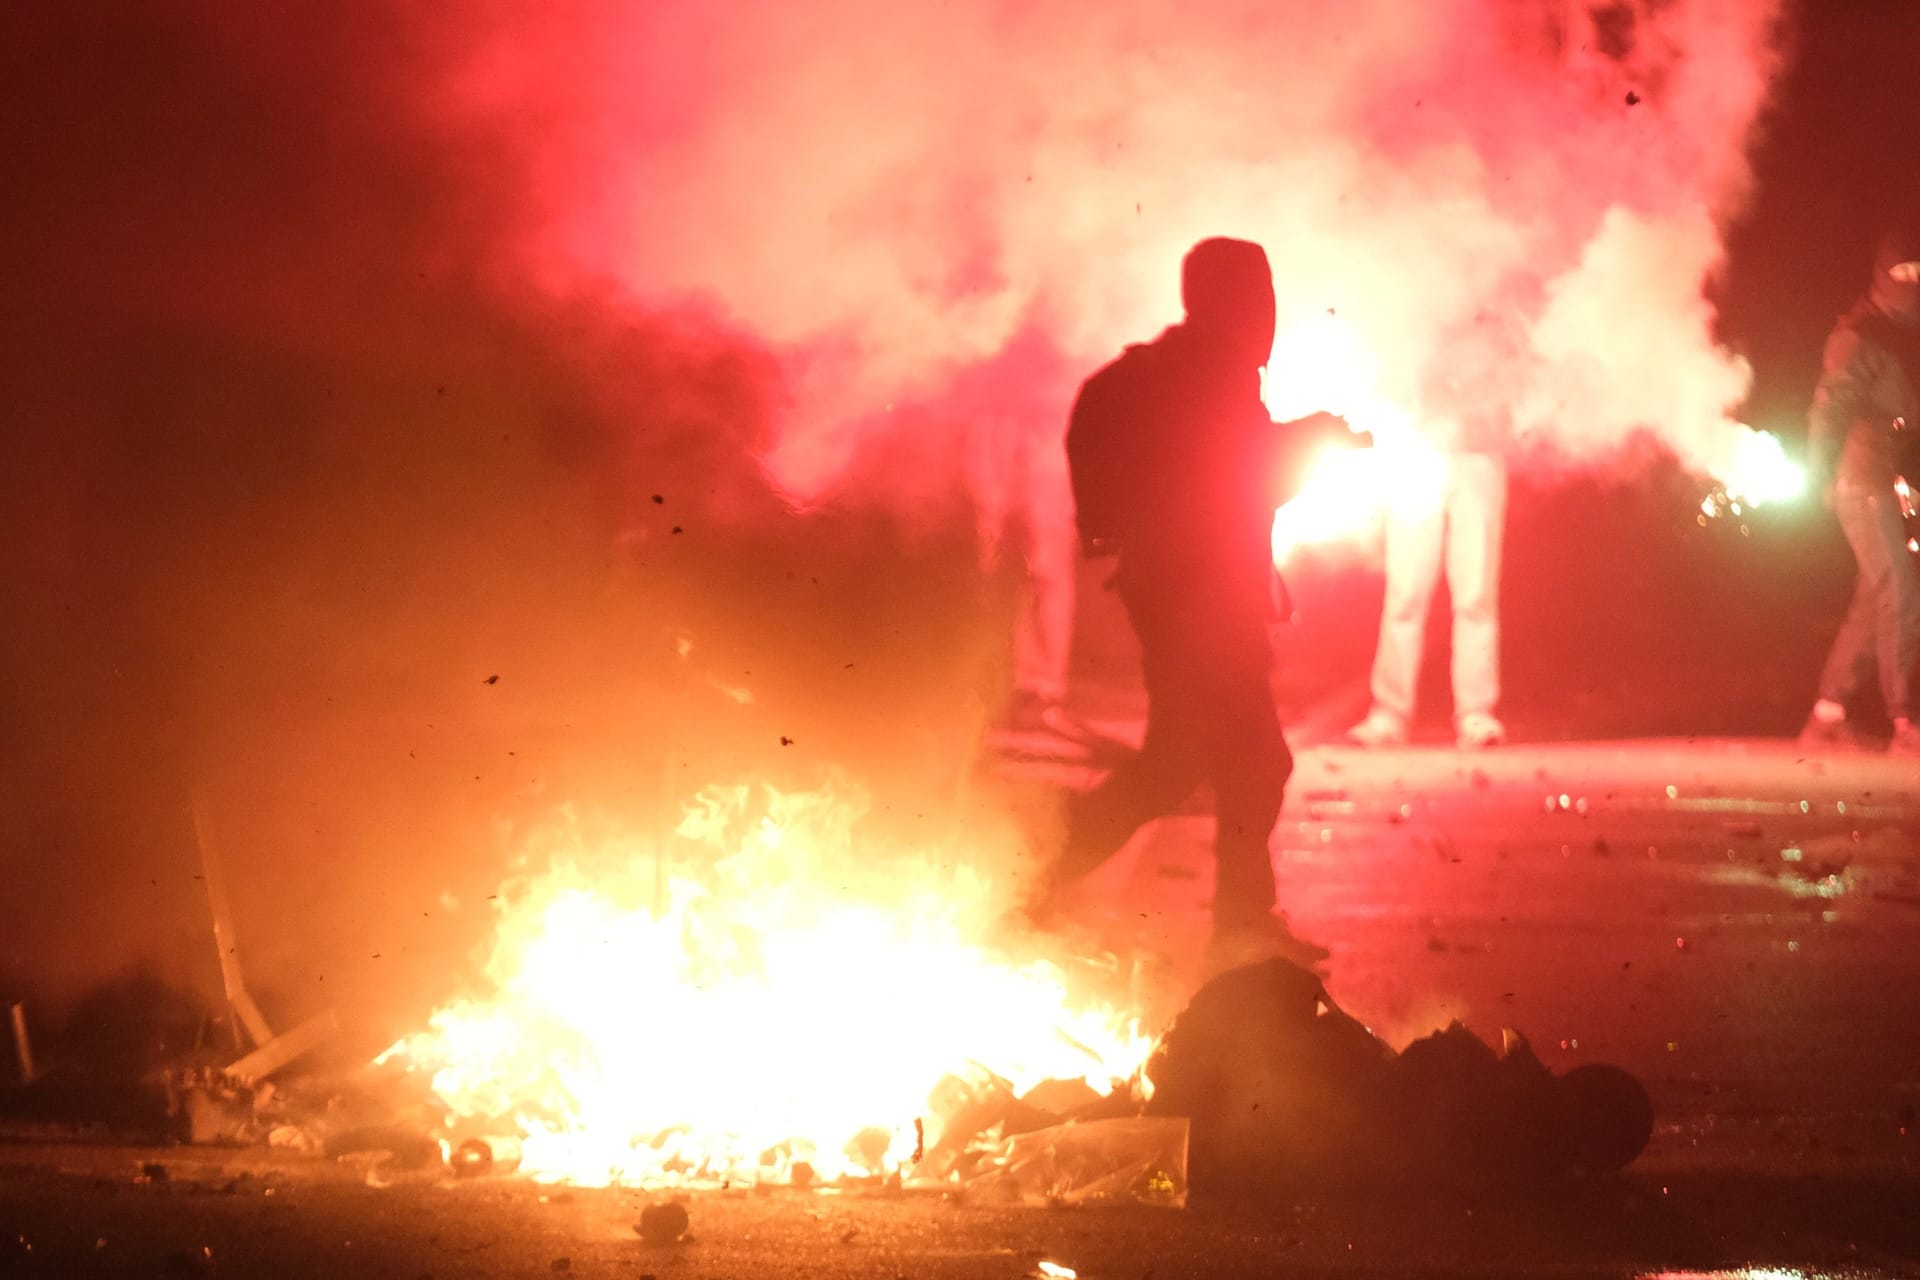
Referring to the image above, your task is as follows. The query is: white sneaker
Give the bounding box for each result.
[1456,712,1507,749]
[1344,710,1408,747]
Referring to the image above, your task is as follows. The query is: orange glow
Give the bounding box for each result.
[378,783,1151,1187]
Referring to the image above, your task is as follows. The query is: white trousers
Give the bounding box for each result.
[1368,452,1507,723]
[1012,450,1077,704]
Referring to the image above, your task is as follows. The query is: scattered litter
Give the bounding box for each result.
[267,1125,317,1152]
[637,1201,691,1244]
[161,1245,215,1276]
[450,1135,522,1178]
[965,1116,1188,1207]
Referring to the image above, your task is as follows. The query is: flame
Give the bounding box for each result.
[380,783,1151,1187]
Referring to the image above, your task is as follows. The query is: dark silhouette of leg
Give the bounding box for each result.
[1054,588,1204,886]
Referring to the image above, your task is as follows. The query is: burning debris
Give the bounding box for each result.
[347,781,1661,1206]
[376,781,1154,1189]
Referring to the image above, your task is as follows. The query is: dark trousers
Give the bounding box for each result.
[1818,483,1920,721]
[1057,582,1292,922]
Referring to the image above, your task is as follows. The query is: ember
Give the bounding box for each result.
[379,782,1151,1187]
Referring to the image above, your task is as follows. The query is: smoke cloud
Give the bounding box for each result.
[449,0,1783,492]
[0,0,1789,1038]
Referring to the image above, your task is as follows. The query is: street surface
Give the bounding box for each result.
[4,737,1918,1279]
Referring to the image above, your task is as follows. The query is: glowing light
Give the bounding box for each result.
[380,783,1150,1187]
[1263,312,1434,564]
[1269,423,1443,564]
[1699,427,1806,517]
[1038,1264,1078,1279]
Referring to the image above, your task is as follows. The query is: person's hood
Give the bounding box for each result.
[1179,237,1277,368]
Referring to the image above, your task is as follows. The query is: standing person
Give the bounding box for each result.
[1800,227,1920,756]
[1037,237,1345,964]
[968,331,1101,752]
[1346,312,1514,750]
[1001,441,1096,745]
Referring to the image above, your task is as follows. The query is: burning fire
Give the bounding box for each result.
[380,782,1151,1187]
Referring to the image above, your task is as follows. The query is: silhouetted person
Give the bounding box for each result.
[1042,237,1344,963]
[1801,226,1920,757]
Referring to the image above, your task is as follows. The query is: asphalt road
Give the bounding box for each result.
[4,737,1918,1279]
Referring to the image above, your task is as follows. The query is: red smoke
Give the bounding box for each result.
[425,0,1784,502]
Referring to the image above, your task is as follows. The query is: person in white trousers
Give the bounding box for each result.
[1005,441,1083,737]
[1347,444,1509,748]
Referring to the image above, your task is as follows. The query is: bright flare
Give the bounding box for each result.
[1270,422,1444,565]
[1264,313,1436,564]
[379,783,1151,1187]
[1698,426,1807,518]
[1718,426,1806,507]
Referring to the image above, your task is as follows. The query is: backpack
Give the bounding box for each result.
[1065,343,1160,557]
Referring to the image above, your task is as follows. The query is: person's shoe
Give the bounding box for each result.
[1035,702,1109,749]
[1890,721,1920,757]
[1797,710,1870,752]
[1005,692,1103,746]
[1343,709,1408,747]
[1456,711,1507,749]
[1206,910,1331,975]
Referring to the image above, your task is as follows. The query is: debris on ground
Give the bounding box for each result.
[966,1115,1188,1207]
[636,1200,691,1243]
[1146,958,1654,1193]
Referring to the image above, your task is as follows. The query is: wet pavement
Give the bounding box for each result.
[5,737,1919,1278]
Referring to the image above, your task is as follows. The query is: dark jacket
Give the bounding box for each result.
[1809,301,1920,490]
[1067,325,1323,619]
